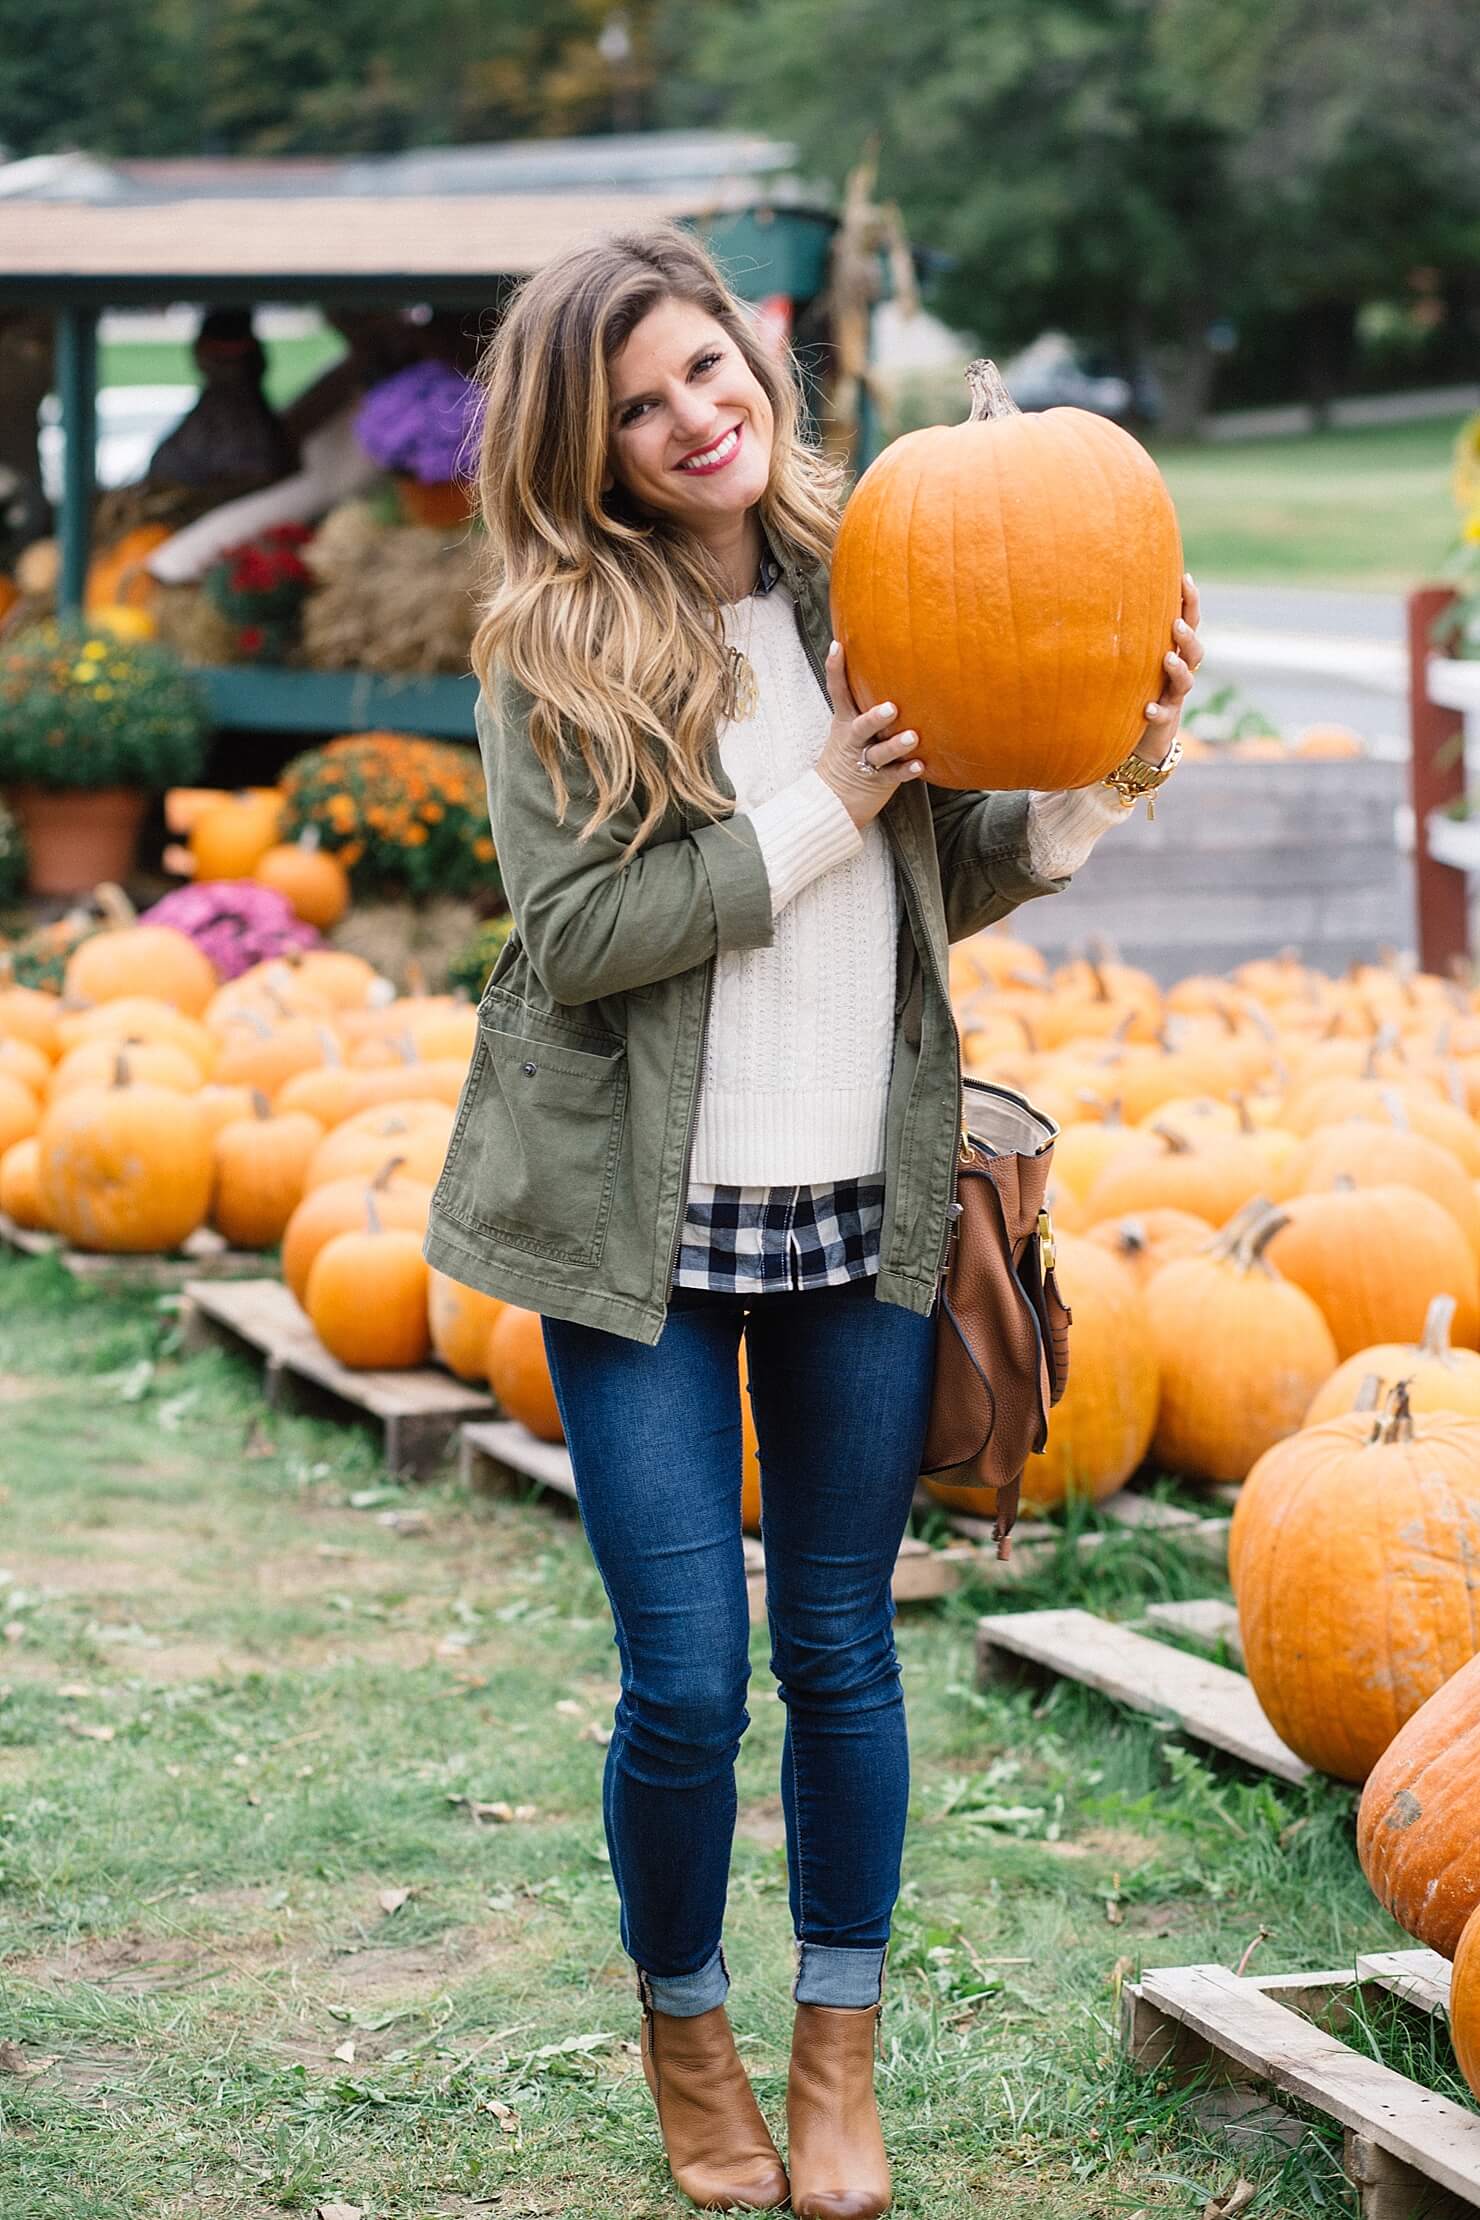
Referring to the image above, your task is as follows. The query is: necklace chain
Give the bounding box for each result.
[724,574,762,722]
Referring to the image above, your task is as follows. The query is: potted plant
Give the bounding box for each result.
[0,616,209,894]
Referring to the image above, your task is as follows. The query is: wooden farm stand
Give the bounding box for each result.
[1123,1948,1480,2217]
[974,1602,1308,1783]
[459,1418,1232,1625]
[0,1211,267,1291]
[179,1277,490,1475]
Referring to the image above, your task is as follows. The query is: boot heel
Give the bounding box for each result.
[636,1977,789,2212]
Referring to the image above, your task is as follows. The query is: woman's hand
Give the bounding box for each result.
[1133,573,1204,766]
[816,640,925,829]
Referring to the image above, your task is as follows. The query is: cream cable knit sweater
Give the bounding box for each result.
[689,582,1132,1187]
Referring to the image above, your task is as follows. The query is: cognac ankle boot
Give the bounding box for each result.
[785,2000,891,2219]
[637,1978,789,2212]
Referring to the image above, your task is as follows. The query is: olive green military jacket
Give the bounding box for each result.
[422,525,1071,1345]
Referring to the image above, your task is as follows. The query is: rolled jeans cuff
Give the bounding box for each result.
[638,1940,729,2017]
[793,1941,887,2008]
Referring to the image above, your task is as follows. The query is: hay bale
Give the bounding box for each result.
[301,499,479,675]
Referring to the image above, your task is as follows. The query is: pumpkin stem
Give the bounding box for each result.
[1115,1217,1149,1256]
[1419,1292,1457,1364]
[1378,1084,1410,1131]
[112,1048,132,1088]
[1445,1061,1469,1113]
[94,882,136,930]
[393,1030,418,1065]
[364,1189,383,1237]
[371,1155,406,1191]
[1148,1121,1193,1156]
[1205,1196,1273,1259]
[316,1025,343,1068]
[1353,1372,1384,1414]
[1332,1172,1358,1193]
[251,1089,272,1121]
[1010,1009,1038,1052]
[1371,1377,1416,1445]
[964,358,1021,422]
[1229,1090,1255,1134]
[1232,1204,1289,1274]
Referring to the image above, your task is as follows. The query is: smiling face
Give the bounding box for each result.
[603,296,775,536]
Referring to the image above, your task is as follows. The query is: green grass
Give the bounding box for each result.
[0,1253,1458,2217]
[1153,414,1467,592]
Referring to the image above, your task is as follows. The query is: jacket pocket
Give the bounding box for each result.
[432,1015,629,1267]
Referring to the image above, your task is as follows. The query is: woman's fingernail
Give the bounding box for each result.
[879,701,896,717]
[828,640,839,655]
[1174,619,1189,635]
[909,761,923,773]
[1144,702,1165,717]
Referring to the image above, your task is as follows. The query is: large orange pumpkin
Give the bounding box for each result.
[1229,1385,1480,1780]
[281,1160,432,1307]
[1143,1203,1338,1485]
[48,1035,203,1102]
[0,985,63,1061]
[1356,1651,1480,1960]
[830,359,1182,792]
[0,1073,40,1158]
[486,1305,564,1442]
[1265,1185,1480,1357]
[428,1270,507,1382]
[1453,1909,1480,2101]
[1303,1293,1480,1426]
[64,926,217,1018]
[305,1200,430,1371]
[37,1053,213,1252]
[1288,1122,1480,1268]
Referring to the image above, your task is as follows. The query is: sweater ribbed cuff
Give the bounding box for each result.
[1026,782,1133,880]
[744,769,864,918]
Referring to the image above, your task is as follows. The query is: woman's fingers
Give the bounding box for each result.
[825,639,857,717]
[1181,571,1201,632]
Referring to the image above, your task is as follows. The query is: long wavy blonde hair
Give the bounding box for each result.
[468,223,847,860]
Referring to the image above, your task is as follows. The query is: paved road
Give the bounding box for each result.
[1197,581,1405,641]
[1192,580,1411,753]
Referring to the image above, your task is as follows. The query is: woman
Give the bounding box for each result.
[425,223,1200,2218]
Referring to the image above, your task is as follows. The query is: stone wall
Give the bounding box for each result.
[1003,758,1413,985]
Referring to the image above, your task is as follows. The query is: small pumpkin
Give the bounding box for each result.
[428,1270,507,1383]
[83,523,171,612]
[1304,1293,1480,1425]
[64,923,217,1018]
[1143,1202,1339,1485]
[189,792,285,883]
[56,996,216,1077]
[253,838,350,930]
[0,1037,51,1100]
[37,1050,213,1253]
[1084,1207,1214,1289]
[0,1136,47,1229]
[829,358,1182,793]
[49,1035,203,1103]
[1229,1382,1480,1781]
[304,1099,454,1192]
[281,1158,432,1307]
[0,1073,40,1158]
[486,1305,563,1442]
[1357,1650,1480,1959]
[210,1094,324,1249]
[0,984,63,1061]
[211,1013,330,1099]
[305,1192,430,1370]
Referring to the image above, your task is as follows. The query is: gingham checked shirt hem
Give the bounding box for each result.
[673,1174,885,1293]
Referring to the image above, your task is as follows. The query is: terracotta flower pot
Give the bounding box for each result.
[393,474,475,528]
[8,784,150,896]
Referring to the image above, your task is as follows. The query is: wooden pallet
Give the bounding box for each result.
[938,1485,1230,1571]
[180,1278,492,1475]
[1122,1951,1477,2217]
[0,1211,265,1290]
[975,1605,1309,1782]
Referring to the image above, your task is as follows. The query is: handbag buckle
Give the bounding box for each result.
[1037,1207,1056,1275]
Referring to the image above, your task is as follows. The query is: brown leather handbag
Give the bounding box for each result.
[921,1075,1072,1557]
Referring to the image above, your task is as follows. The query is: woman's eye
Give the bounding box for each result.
[620,353,723,428]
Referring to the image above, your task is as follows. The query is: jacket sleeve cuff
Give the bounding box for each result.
[690,811,779,953]
[743,769,864,916]
[1026,782,1134,879]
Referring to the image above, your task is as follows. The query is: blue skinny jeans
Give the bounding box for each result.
[541,1273,935,2016]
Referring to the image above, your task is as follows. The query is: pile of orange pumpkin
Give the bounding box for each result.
[164,785,351,929]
